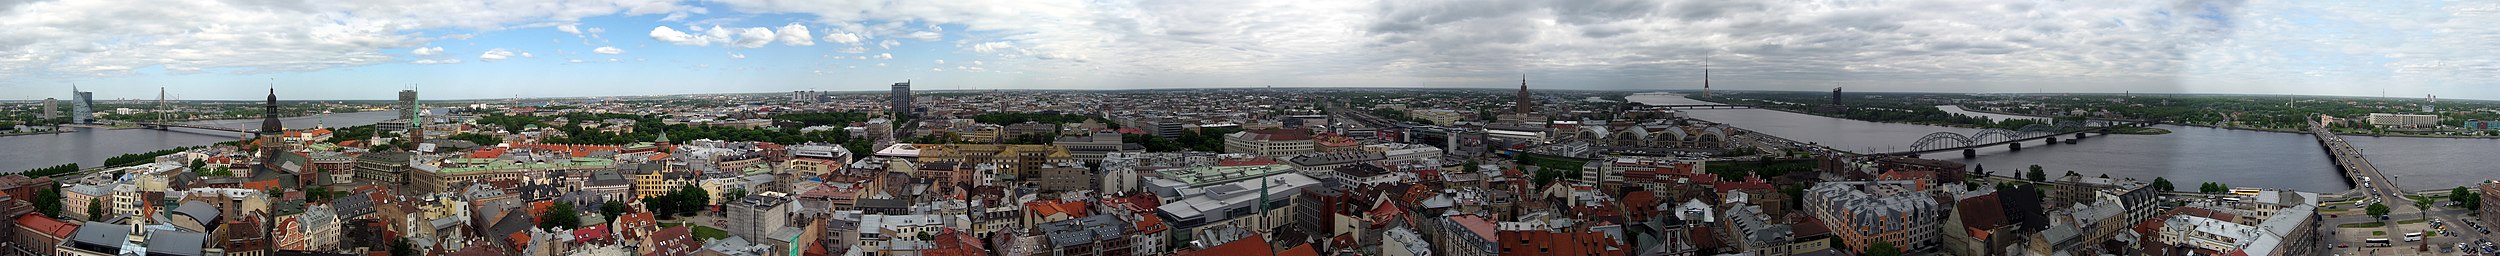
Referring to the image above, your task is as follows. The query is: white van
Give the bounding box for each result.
[2406,232,2425,242]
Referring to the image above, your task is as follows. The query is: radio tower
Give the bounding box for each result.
[1702,57,1712,98]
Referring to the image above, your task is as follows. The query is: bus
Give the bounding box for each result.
[2407,232,2425,242]
[2367,238,2393,247]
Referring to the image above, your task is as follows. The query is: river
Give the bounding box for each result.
[1631,93,2357,192]
[0,110,408,173]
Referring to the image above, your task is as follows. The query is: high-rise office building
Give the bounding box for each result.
[70,87,94,124]
[400,89,423,142]
[1514,75,1532,114]
[39,98,56,119]
[890,81,912,117]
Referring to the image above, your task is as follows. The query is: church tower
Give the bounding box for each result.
[258,88,286,172]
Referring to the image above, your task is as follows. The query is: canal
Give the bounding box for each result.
[0,110,407,173]
[1632,93,2357,192]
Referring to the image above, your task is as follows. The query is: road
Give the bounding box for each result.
[2311,122,2411,213]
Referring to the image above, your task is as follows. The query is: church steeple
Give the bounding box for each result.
[1514,74,1532,114]
[260,88,282,135]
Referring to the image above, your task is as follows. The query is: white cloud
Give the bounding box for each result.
[970,42,1012,53]
[0,0,695,79]
[775,24,814,46]
[874,53,893,60]
[837,47,869,53]
[593,46,624,55]
[934,59,944,65]
[649,26,711,46]
[903,31,942,41]
[972,60,983,66]
[728,52,747,59]
[731,27,776,48]
[822,32,863,45]
[479,49,515,61]
[586,27,605,34]
[520,52,534,58]
[412,59,462,64]
[878,40,901,49]
[568,59,585,63]
[411,47,445,56]
[558,24,582,35]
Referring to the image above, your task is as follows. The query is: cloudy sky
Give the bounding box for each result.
[2,0,2496,100]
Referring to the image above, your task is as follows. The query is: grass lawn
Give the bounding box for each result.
[2373,231,2386,236]
[2341,222,2389,228]
[2400,219,2430,224]
[658,222,734,241]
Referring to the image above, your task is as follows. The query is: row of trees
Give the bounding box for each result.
[1127,126,1242,153]
[639,185,713,218]
[15,163,79,177]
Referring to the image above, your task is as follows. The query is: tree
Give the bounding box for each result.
[725,187,750,202]
[1865,241,1903,256]
[1971,164,1986,176]
[86,198,103,221]
[2063,170,2079,178]
[2025,165,2047,182]
[670,184,711,216]
[2415,197,2436,219]
[2453,186,2482,211]
[2150,177,2175,192]
[601,200,629,223]
[2367,203,2392,221]
[642,196,672,218]
[539,202,581,229]
[33,187,62,218]
[390,238,415,256]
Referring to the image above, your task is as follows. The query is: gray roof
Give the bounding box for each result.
[332,192,376,218]
[171,201,222,228]
[1038,215,1130,247]
[147,230,210,256]
[590,171,629,187]
[67,223,128,248]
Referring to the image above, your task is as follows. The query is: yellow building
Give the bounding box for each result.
[913,144,1075,180]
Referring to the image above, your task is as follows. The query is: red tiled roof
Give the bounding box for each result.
[1181,234,1272,256]
[15,214,79,239]
[1450,215,1497,241]
[648,226,696,256]
[468,148,507,159]
[1278,243,1321,256]
[241,179,283,191]
[1956,193,2009,240]
[1497,229,1625,256]
[1025,200,1088,219]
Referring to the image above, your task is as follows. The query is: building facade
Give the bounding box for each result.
[1803,181,1941,254]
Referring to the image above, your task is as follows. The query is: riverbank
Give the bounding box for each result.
[0,130,73,138]
[2331,132,2500,140]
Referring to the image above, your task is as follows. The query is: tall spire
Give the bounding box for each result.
[1703,56,1713,98]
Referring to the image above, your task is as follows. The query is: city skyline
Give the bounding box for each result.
[4,0,2499,100]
